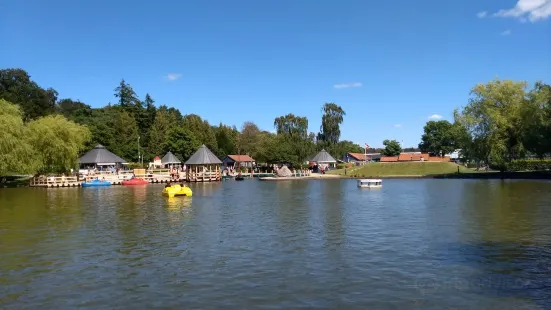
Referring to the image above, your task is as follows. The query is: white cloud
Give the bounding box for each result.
[333,82,362,89]
[428,114,443,120]
[165,73,182,81]
[501,29,512,36]
[394,124,402,128]
[477,11,488,18]
[494,0,551,22]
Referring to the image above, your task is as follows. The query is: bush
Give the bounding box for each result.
[506,159,551,172]
[336,163,346,169]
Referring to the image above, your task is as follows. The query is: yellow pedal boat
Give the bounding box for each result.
[162,184,193,198]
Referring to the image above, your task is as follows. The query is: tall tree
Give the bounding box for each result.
[214,123,239,158]
[27,115,91,174]
[382,139,402,156]
[240,121,261,155]
[273,114,310,164]
[318,103,346,144]
[456,79,528,169]
[147,109,179,157]
[274,113,308,139]
[0,69,58,120]
[112,111,140,162]
[182,114,218,153]
[57,98,93,121]
[0,99,38,174]
[419,120,459,156]
[164,127,200,162]
[522,82,551,158]
[114,79,140,109]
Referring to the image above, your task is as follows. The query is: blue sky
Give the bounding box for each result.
[1,0,550,148]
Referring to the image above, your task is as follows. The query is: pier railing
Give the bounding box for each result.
[30,176,80,187]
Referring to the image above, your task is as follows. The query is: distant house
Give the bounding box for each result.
[223,155,255,168]
[446,149,462,161]
[344,152,381,163]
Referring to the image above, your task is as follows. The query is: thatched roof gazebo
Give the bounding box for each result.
[161,151,181,167]
[78,144,127,169]
[184,145,222,182]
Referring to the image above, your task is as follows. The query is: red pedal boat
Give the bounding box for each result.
[122,178,149,185]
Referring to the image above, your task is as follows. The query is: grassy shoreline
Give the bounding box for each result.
[327,162,551,180]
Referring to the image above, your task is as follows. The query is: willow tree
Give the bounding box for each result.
[27,115,91,174]
[0,99,37,174]
[456,79,528,169]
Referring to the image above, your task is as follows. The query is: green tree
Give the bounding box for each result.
[147,109,178,157]
[182,114,218,154]
[274,113,308,139]
[114,79,140,109]
[240,121,261,155]
[522,82,551,158]
[273,114,310,164]
[164,127,200,161]
[456,79,528,170]
[419,120,460,156]
[112,111,140,161]
[57,98,93,122]
[0,99,37,174]
[382,139,402,156]
[214,123,239,158]
[27,115,91,174]
[318,103,346,144]
[0,69,58,120]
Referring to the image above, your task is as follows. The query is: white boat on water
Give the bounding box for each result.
[357,179,382,188]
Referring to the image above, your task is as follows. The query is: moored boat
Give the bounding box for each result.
[357,179,382,188]
[162,184,193,198]
[122,178,149,185]
[82,179,111,187]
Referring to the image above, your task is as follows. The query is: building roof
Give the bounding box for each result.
[347,152,381,161]
[398,153,413,161]
[311,149,337,163]
[161,151,181,164]
[226,155,255,162]
[78,144,127,164]
[185,144,222,165]
[380,156,399,162]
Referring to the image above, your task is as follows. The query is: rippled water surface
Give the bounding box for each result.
[1,179,551,309]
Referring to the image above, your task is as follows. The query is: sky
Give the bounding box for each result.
[1,0,550,148]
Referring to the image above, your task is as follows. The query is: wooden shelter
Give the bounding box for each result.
[184,145,222,182]
[310,149,337,168]
[78,144,127,169]
[161,151,181,168]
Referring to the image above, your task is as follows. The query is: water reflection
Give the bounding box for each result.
[165,197,192,210]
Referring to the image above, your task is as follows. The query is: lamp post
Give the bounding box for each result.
[138,136,141,166]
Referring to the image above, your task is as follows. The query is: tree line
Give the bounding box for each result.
[418,79,551,170]
[0,68,365,174]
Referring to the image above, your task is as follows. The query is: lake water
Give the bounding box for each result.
[1,179,551,309]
